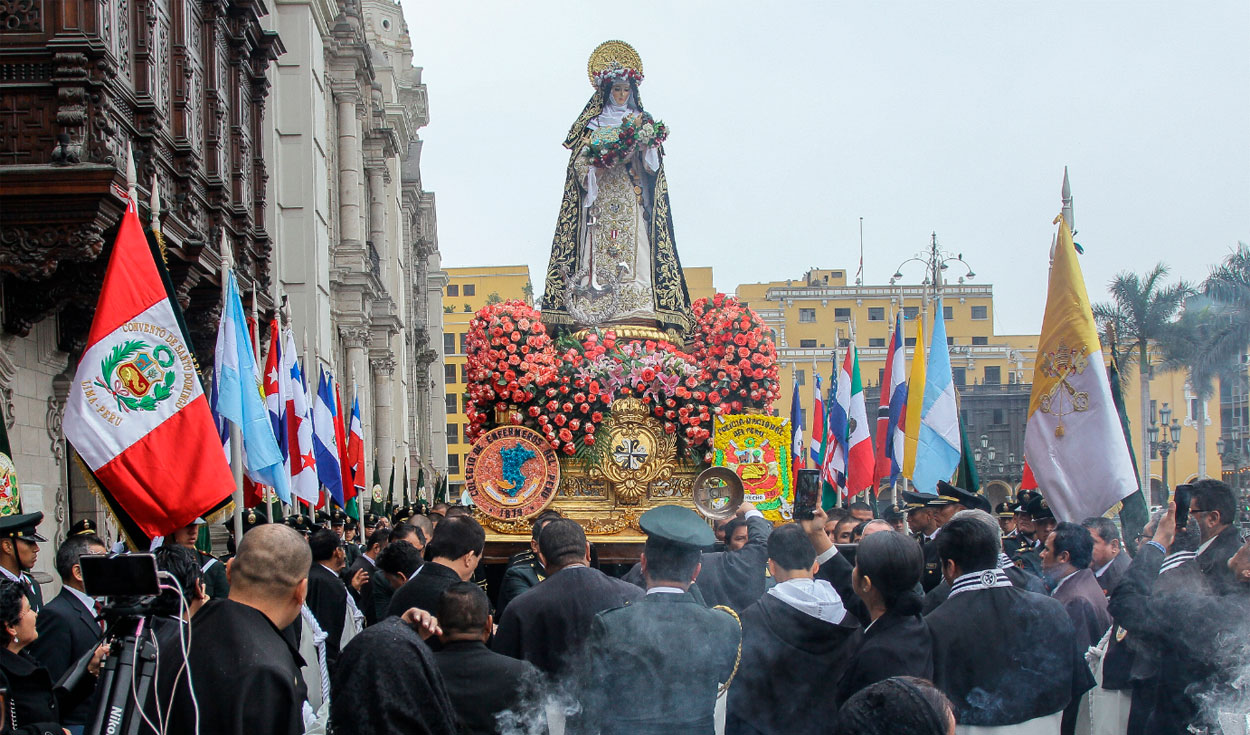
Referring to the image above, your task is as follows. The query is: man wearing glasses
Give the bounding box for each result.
[1187,479,1244,595]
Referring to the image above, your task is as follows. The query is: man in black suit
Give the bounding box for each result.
[28,532,107,733]
[372,538,422,620]
[434,582,538,734]
[306,528,366,670]
[387,515,484,619]
[1082,515,1131,595]
[495,510,561,616]
[342,526,388,624]
[902,489,959,593]
[1188,479,1244,595]
[163,524,311,735]
[493,519,641,676]
[695,501,773,612]
[927,514,1094,730]
[1043,522,1112,650]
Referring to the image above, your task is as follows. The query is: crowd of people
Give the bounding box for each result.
[0,479,1246,735]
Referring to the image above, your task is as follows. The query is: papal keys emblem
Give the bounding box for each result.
[465,426,561,521]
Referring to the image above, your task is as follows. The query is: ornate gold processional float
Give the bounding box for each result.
[462,42,792,560]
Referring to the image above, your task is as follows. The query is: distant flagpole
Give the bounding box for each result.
[220,231,245,541]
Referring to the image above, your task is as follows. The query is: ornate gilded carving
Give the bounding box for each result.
[590,397,676,505]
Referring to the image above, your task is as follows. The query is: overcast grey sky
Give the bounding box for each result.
[399,1,1249,335]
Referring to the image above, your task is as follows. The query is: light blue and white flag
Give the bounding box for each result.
[211,273,290,502]
[911,298,962,494]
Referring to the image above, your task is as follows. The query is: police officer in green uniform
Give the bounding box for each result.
[582,505,741,735]
[167,517,230,599]
[285,513,314,538]
[0,512,46,612]
[221,508,268,564]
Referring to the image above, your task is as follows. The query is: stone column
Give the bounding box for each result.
[371,355,396,478]
[339,326,371,451]
[336,93,363,250]
[366,161,387,267]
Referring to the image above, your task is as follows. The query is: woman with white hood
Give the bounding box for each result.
[725,524,860,735]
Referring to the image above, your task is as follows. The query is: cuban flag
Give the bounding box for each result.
[911,298,962,494]
[282,329,319,506]
[346,389,366,516]
[313,367,345,506]
[790,380,805,480]
[64,201,235,540]
[262,320,287,463]
[211,273,290,503]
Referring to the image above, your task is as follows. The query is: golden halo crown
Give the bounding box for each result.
[587,40,644,88]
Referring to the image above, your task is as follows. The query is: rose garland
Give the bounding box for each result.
[463,297,776,461]
[583,113,669,169]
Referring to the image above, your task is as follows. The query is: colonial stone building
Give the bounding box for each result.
[0,0,446,569]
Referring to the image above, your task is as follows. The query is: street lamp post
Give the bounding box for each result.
[973,432,998,479]
[1148,402,1183,506]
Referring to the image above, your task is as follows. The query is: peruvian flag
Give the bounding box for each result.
[64,202,234,539]
[281,330,319,506]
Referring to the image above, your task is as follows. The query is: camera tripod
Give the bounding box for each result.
[87,608,159,735]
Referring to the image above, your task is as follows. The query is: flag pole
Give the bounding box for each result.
[221,230,245,543]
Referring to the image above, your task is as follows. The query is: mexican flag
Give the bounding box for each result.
[840,344,874,499]
[64,202,234,539]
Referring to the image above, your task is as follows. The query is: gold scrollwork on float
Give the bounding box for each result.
[592,397,677,505]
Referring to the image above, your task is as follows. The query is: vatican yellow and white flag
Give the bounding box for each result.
[1024,216,1137,521]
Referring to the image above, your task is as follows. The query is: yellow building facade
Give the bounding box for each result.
[441,265,533,487]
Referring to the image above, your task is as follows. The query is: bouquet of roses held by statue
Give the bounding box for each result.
[584,112,669,168]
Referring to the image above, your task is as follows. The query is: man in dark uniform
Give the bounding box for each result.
[901,489,957,593]
[285,513,314,538]
[927,514,1094,730]
[581,505,741,735]
[994,501,1016,536]
[877,502,906,533]
[221,508,268,564]
[495,510,561,616]
[28,531,108,732]
[167,518,230,599]
[344,525,388,625]
[689,500,772,612]
[493,518,641,676]
[0,512,46,612]
[162,524,311,735]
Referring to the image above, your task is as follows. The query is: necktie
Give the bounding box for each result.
[94,600,105,630]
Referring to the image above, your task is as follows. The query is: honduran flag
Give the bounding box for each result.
[281,329,319,506]
[65,202,235,539]
[313,368,345,506]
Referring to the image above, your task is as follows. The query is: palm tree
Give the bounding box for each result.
[1159,303,1229,478]
[1094,265,1189,476]
[1201,242,1250,374]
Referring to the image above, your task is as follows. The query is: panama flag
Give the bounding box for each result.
[313,368,345,506]
[789,380,805,479]
[1024,216,1136,520]
[345,391,366,519]
[262,320,288,462]
[911,299,961,494]
[810,373,825,467]
[842,344,874,498]
[281,330,319,506]
[65,202,235,538]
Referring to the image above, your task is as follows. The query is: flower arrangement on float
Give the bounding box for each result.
[462,295,778,463]
[584,112,669,168]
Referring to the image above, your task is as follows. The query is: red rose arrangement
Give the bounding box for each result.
[689,294,781,414]
[462,296,776,461]
[583,113,669,169]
